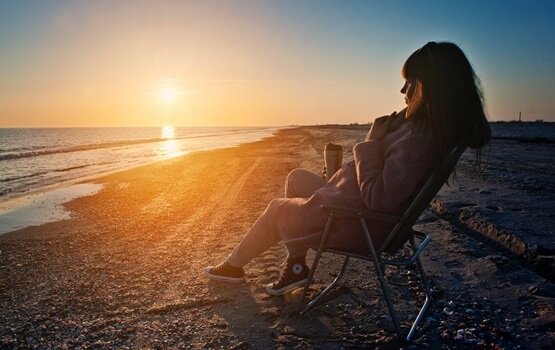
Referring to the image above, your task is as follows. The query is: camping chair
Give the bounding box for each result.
[297,145,467,342]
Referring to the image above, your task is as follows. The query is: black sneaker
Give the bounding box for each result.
[204,261,245,283]
[266,260,310,296]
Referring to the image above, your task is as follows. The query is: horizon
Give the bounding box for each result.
[1,0,555,127]
[0,119,553,130]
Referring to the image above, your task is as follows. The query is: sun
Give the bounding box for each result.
[159,86,178,104]
[151,81,187,106]
[161,125,175,139]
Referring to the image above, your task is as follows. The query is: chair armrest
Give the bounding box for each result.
[321,205,402,224]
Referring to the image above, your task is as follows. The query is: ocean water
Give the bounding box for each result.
[0,126,280,201]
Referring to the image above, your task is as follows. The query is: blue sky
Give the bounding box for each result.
[1,0,554,126]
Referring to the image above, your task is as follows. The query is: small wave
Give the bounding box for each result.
[0,138,160,161]
[1,144,51,153]
[0,187,14,196]
[53,164,91,172]
[0,171,49,183]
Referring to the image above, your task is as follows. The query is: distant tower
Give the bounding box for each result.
[519,111,522,122]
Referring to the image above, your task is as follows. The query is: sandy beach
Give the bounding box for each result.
[1,126,554,349]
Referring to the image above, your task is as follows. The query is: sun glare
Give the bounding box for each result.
[161,125,176,139]
[150,81,188,109]
[160,87,178,103]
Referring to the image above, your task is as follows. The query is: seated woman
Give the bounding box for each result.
[205,41,491,296]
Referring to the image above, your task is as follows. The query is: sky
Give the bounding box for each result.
[1,0,554,127]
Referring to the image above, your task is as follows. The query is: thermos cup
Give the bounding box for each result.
[324,143,343,182]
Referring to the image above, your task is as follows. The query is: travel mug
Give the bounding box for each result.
[324,143,343,182]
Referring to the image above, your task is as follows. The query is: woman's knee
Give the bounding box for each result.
[285,168,324,198]
[267,198,287,211]
[286,168,306,186]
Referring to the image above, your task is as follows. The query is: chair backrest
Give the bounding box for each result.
[379,145,467,254]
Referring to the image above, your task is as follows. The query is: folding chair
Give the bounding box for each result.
[297,145,466,342]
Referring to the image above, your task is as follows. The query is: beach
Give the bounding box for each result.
[1,126,554,349]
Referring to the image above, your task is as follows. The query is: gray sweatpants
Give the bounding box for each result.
[227,169,325,267]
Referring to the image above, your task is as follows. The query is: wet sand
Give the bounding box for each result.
[0,126,554,349]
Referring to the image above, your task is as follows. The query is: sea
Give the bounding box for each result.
[0,126,280,202]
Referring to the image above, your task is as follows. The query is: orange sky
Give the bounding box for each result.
[1,1,554,127]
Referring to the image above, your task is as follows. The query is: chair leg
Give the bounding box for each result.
[413,241,431,294]
[405,254,432,341]
[359,218,403,338]
[297,245,323,314]
[297,215,335,314]
[298,256,349,315]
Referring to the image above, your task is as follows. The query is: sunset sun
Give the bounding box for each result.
[161,125,175,139]
[158,86,179,104]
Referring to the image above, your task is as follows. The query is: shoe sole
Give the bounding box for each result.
[265,278,308,296]
[204,268,244,283]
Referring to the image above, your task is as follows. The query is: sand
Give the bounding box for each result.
[0,126,554,349]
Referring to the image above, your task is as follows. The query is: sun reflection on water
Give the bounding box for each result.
[161,125,175,139]
[157,125,184,158]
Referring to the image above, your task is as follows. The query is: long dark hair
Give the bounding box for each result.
[402,41,491,161]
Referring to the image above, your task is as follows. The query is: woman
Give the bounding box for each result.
[205,41,491,296]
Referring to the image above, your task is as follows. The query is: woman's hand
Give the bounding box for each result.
[367,111,403,141]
